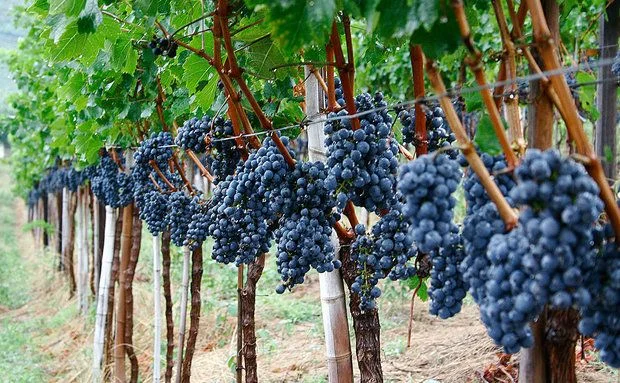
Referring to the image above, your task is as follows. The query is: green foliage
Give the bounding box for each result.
[474,115,503,156]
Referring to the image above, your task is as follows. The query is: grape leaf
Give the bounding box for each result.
[49,0,85,16]
[473,115,502,155]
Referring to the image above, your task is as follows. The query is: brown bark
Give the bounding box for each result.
[161,231,175,383]
[410,44,427,156]
[104,211,123,382]
[65,192,78,297]
[180,247,204,383]
[546,308,580,383]
[89,191,96,296]
[595,0,619,180]
[242,255,265,383]
[527,0,558,150]
[340,244,383,382]
[125,207,142,383]
[56,191,63,270]
[42,192,49,247]
[115,204,135,383]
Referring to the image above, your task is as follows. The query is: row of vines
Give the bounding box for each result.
[2,0,620,382]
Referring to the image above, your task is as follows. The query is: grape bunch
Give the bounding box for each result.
[139,191,169,235]
[206,117,242,182]
[208,136,294,265]
[91,151,134,208]
[428,231,467,319]
[398,103,457,157]
[186,202,211,250]
[167,191,200,247]
[324,91,399,213]
[350,203,418,310]
[334,77,345,106]
[509,149,603,310]
[579,225,620,368]
[479,228,540,354]
[272,161,340,292]
[398,153,462,253]
[176,116,212,153]
[459,153,516,303]
[148,36,178,58]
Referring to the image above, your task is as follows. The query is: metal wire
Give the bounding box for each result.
[105,55,619,150]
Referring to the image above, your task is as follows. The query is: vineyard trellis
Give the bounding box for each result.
[3,0,620,382]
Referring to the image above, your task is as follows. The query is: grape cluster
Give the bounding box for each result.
[324,91,399,213]
[398,153,462,253]
[208,136,294,265]
[509,149,603,310]
[350,204,418,310]
[579,226,620,368]
[398,104,457,156]
[176,116,211,153]
[139,191,169,235]
[428,232,467,319]
[479,228,540,354]
[334,77,345,106]
[273,162,340,292]
[167,191,199,247]
[186,202,211,250]
[148,36,178,58]
[206,117,241,182]
[91,151,134,208]
[133,132,181,208]
[460,153,516,303]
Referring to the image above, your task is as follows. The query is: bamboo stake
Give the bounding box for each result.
[93,206,118,382]
[305,65,354,383]
[174,247,191,383]
[153,235,162,383]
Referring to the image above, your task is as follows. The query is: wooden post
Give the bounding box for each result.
[78,187,90,315]
[305,65,354,383]
[115,203,134,383]
[174,246,191,383]
[595,0,619,180]
[61,188,70,273]
[93,206,118,382]
[153,235,162,383]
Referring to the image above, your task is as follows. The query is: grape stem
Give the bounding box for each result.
[426,60,519,230]
[309,66,329,94]
[342,14,355,86]
[451,0,519,169]
[398,144,414,161]
[406,279,423,348]
[491,0,526,155]
[326,43,338,111]
[526,0,620,241]
[171,154,195,194]
[329,21,360,131]
[149,160,177,192]
[156,77,169,132]
[185,150,215,183]
[409,44,428,156]
[148,174,166,193]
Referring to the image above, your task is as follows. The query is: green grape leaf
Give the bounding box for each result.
[77,0,102,34]
[410,10,460,60]
[193,74,219,111]
[574,72,599,122]
[245,0,336,54]
[474,115,502,155]
[49,0,85,16]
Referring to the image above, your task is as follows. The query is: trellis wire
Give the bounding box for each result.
[105,55,619,151]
